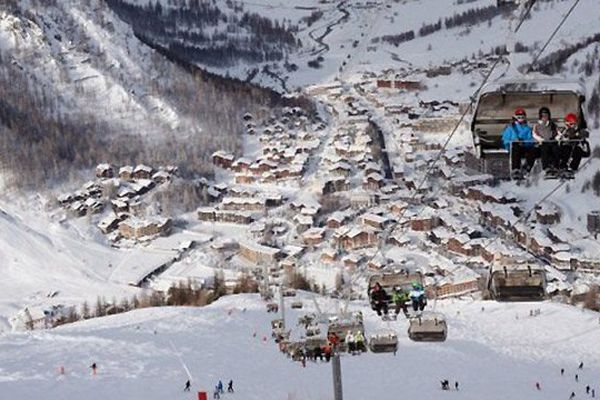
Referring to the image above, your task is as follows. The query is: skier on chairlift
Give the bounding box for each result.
[409,282,427,313]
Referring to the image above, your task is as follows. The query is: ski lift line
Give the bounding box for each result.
[513,0,538,33]
[527,0,582,72]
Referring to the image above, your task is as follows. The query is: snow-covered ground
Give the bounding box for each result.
[1,294,599,400]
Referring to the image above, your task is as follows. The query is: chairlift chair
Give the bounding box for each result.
[487,264,546,301]
[407,313,448,342]
[367,271,424,312]
[469,78,588,177]
[291,301,303,309]
[368,331,398,353]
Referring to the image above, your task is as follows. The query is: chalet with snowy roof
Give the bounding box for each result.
[83,181,102,198]
[197,207,216,222]
[84,198,103,214]
[464,186,518,204]
[216,210,253,224]
[130,179,155,195]
[409,210,439,232]
[339,227,378,250]
[232,158,252,173]
[389,201,408,216]
[250,160,277,175]
[118,217,172,239]
[96,163,115,179]
[119,166,134,181]
[222,197,266,213]
[361,213,391,230]
[323,177,351,194]
[70,201,86,217]
[446,235,484,257]
[98,213,124,234]
[343,254,362,269]
[329,162,352,178]
[133,164,154,180]
[293,214,313,233]
[321,248,337,263]
[238,241,282,265]
[350,191,377,209]
[327,211,351,229]
[363,173,384,191]
[428,227,452,246]
[152,170,171,184]
[302,227,326,246]
[535,203,561,225]
[212,151,235,169]
[234,173,255,184]
[434,269,481,299]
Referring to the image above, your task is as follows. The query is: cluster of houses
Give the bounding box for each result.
[212,108,324,186]
[59,163,176,241]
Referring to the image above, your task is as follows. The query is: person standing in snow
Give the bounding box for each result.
[213,386,220,399]
[587,386,591,395]
[90,362,97,376]
[184,380,191,392]
[561,368,565,376]
[575,374,579,382]
[535,382,541,390]
[227,380,234,393]
[569,391,576,400]
[217,380,224,394]
[454,381,459,391]
[578,362,583,370]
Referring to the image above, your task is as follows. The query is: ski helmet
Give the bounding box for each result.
[539,107,551,118]
[514,107,526,117]
[564,113,577,124]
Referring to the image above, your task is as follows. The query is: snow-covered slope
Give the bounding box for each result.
[1,294,599,399]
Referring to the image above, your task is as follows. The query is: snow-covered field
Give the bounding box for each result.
[1,294,599,400]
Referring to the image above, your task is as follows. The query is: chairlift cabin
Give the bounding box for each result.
[368,331,398,353]
[291,301,303,309]
[469,78,587,178]
[266,302,279,313]
[487,264,546,301]
[367,271,424,311]
[408,313,448,342]
[327,320,365,351]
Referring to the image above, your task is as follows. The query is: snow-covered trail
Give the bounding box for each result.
[1,294,599,400]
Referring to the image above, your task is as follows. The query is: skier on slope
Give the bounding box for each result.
[184,380,191,392]
[227,379,234,393]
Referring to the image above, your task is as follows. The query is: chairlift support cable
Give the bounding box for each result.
[527,0,582,72]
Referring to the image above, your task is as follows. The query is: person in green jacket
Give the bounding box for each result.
[391,287,410,318]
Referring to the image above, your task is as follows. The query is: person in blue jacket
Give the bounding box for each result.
[409,282,427,312]
[501,108,538,176]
